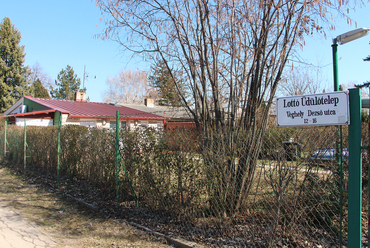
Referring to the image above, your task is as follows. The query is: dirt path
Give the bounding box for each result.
[0,166,172,247]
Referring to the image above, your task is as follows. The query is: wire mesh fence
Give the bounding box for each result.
[0,119,366,247]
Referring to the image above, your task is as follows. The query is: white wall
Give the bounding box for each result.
[18,115,163,130]
[16,118,53,127]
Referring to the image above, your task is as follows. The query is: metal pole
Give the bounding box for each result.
[332,43,339,92]
[57,114,61,188]
[332,40,344,246]
[368,86,370,245]
[4,121,7,159]
[83,65,86,90]
[348,88,362,247]
[24,120,26,172]
[116,111,120,214]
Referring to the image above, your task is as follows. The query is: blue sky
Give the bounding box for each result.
[1,1,369,102]
[1,0,146,102]
[293,5,370,93]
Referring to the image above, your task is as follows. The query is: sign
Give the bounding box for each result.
[276,91,350,127]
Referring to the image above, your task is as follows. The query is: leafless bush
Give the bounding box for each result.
[0,124,354,246]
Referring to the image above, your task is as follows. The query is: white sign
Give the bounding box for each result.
[276,92,350,127]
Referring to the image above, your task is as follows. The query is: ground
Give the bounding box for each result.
[0,165,173,248]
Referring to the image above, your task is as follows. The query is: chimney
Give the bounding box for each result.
[75,91,86,102]
[144,98,154,107]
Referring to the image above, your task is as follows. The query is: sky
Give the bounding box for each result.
[297,5,370,93]
[1,1,370,102]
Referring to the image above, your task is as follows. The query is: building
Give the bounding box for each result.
[118,99,200,130]
[3,93,167,130]
[118,98,192,120]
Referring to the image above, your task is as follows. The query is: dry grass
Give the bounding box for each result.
[0,165,172,248]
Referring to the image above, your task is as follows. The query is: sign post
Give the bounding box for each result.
[348,88,362,247]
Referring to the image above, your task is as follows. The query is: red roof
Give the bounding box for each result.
[24,96,167,120]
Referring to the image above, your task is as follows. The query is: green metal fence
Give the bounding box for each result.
[0,97,367,246]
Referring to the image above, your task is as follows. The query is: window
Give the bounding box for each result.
[80,121,95,128]
[110,121,128,130]
[121,121,127,129]
[110,121,116,129]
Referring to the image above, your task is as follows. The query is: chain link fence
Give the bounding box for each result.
[1,119,366,247]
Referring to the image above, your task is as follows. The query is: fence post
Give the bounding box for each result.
[115,111,138,212]
[348,87,362,247]
[4,121,7,159]
[24,120,26,171]
[116,111,120,213]
[57,114,61,188]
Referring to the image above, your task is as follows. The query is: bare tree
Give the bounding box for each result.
[96,0,361,214]
[23,62,53,98]
[278,64,329,96]
[103,69,155,104]
[28,62,53,89]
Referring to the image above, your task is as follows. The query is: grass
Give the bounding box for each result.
[0,164,172,248]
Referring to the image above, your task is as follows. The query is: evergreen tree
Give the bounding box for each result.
[0,17,26,112]
[33,79,50,99]
[50,65,81,100]
[148,60,183,107]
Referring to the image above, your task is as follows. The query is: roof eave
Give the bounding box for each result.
[69,115,168,120]
[14,109,57,117]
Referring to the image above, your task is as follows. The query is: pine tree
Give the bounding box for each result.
[33,79,50,99]
[50,65,81,100]
[148,60,183,107]
[0,17,26,112]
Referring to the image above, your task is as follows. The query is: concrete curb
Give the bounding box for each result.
[129,221,204,248]
[63,193,99,211]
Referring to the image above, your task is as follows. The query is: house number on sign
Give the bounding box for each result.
[304,118,317,124]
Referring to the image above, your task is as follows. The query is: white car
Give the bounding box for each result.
[311,148,348,161]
